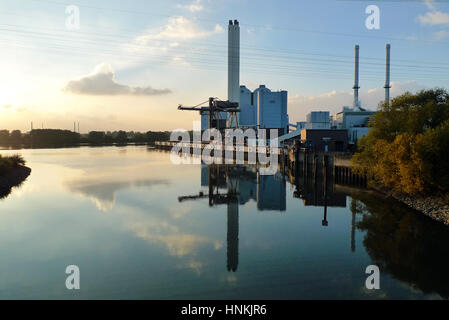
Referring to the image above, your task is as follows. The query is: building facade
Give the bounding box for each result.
[201,85,289,137]
[332,106,376,145]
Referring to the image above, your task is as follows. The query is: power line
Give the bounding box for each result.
[16,0,449,46]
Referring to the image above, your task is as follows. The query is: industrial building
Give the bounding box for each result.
[235,85,288,135]
[182,19,394,152]
[200,20,289,136]
[279,43,392,149]
[300,129,348,152]
[332,107,375,145]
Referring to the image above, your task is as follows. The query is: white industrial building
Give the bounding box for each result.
[332,107,375,145]
[305,111,330,129]
[239,85,289,135]
[201,19,289,137]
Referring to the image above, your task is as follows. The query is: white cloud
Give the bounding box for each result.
[433,30,449,41]
[135,16,223,44]
[176,0,204,13]
[288,81,427,122]
[63,63,171,96]
[418,11,449,25]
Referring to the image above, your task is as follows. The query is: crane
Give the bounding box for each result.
[178,97,240,130]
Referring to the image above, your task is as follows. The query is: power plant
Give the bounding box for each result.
[177,19,392,150]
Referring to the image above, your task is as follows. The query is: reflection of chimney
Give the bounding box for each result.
[353,45,360,109]
[350,212,356,252]
[228,19,240,106]
[384,44,391,106]
[227,201,239,272]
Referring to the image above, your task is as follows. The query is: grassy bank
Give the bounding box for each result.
[0,154,26,175]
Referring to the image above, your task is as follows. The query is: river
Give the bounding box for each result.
[0,145,448,299]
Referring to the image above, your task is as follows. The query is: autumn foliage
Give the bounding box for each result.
[352,89,449,198]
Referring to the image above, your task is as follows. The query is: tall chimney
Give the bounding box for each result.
[353,45,360,109]
[384,43,391,106]
[228,19,240,106]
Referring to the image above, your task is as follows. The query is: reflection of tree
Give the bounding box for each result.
[352,192,449,298]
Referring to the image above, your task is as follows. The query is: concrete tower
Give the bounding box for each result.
[228,20,240,106]
[384,44,391,106]
[353,45,360,109]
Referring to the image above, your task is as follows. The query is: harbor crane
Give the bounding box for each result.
[177,97,240,130]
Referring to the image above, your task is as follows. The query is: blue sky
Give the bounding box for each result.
[0,0,448,131]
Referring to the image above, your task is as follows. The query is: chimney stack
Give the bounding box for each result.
[384,43,391,106]
[353,45,360,109]
[228,19,240,106]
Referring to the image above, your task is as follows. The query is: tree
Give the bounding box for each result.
[353,89,449,197]
[0,130,9,146]
[88,131,106,144]
[10,130,22,145]
[115,130,128,144]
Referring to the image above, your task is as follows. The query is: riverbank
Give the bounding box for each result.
[0,165,31,198]
[370,185,449,226]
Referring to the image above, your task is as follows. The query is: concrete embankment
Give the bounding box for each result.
[0,165,31,198]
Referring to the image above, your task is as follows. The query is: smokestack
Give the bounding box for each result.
[353,45,360,109]
[384,43,391,106]
[228,19,240,106]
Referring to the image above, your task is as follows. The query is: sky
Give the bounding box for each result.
[0,0,448,132]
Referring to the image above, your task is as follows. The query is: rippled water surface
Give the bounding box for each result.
[0,146,448,299]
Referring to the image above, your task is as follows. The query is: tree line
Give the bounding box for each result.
[0,129,172,147]
[353,88,449,201]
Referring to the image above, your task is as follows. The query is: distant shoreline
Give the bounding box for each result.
[0,142,155,150]
[0,165,31,199]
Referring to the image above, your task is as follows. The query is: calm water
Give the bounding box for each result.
[0,146,448,299]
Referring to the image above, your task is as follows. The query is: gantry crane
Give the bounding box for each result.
[177,97,240,130]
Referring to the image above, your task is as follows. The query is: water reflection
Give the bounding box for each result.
[67,178,169,211]
[177,161,449,299]
[179,165,289,272]
[1,147,449,299]
[351,192,449,299]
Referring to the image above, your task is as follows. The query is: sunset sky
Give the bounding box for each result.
[0,0,448,132]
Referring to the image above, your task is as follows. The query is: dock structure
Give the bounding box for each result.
[154,140,367,188]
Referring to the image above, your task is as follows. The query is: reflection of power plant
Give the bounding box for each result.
[178,165,286,272]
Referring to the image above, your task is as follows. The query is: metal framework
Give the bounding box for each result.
[178,97,239,131]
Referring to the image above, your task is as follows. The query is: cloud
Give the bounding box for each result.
[423,0,436,11]
[418,11,449,25]
[1,104,12,109]
[176,0,204,13]
[63,63,172,96]
[66,177,169,211]
[135,16,223,44]
[288,81,427,122]
[433,30,449,40]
